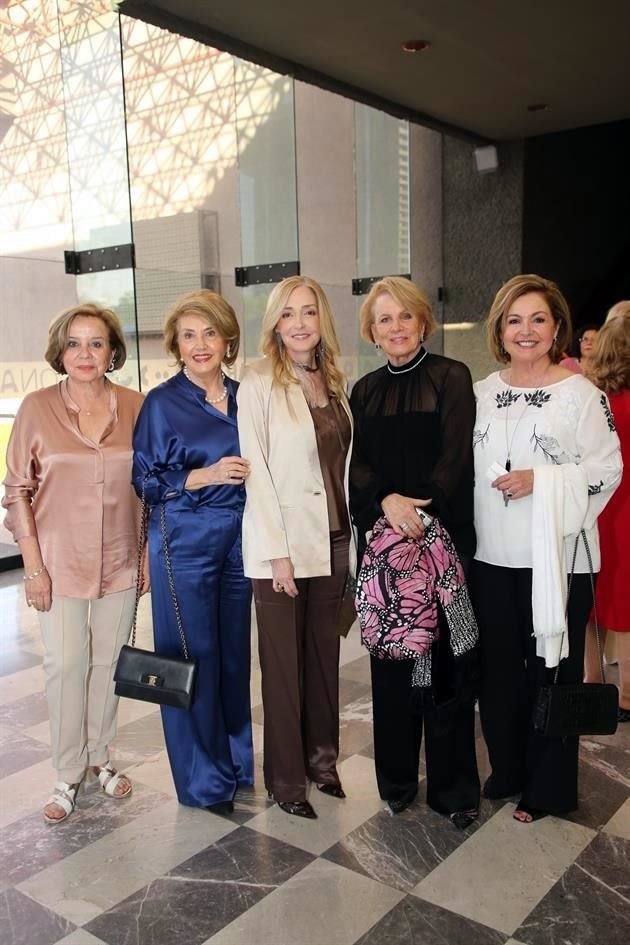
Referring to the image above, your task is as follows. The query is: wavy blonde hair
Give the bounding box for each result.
[585,313,630,395]
[606,300,630,324]
[359,276,437,344]
[260,276,346,399]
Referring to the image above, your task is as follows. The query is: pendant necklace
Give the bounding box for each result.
[183,366,228,404]
[503,366,548,470]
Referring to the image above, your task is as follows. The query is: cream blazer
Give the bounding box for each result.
[236,357,355,579]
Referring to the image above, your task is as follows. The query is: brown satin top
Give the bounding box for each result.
[309,397,351,534]
[2,378,144,599]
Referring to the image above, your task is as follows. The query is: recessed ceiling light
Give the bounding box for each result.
[402,39,431,53]
[527,103,549,112]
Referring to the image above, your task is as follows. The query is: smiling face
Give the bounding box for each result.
[501,291,558,368]
[177,313,227,383]
[62,316,113,384]
[370,292,424,366]
[275,285,321,363]
[579,329,597,360]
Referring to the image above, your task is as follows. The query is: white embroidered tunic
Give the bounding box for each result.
[473,372,622,573]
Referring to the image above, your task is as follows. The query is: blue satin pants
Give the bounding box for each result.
[148,505,253,807]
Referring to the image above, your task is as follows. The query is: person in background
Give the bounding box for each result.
[472,275,621,823]
[238,276,352,820]
[349,276,480,828]
[132,290,253,815]
[584,311,630,721]
[3,303,144,823]
[561,323,599,373]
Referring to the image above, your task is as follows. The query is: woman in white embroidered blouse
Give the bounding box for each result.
[471,274,621,824]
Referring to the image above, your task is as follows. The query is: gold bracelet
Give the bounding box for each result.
[24,566,47,581]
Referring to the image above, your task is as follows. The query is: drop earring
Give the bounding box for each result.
[108,356,116,372]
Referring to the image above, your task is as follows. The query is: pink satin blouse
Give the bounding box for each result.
[2,378,144,599]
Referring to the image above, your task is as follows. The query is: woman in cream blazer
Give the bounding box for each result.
[238,276,353,820]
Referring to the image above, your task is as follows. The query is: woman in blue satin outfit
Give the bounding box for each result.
[132,290,253,814]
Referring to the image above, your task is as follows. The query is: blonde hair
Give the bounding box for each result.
[359,277,437,345]
[260,276,346,399]
[585,314,630,395]
[486,274,572,365]
[45,303,127,374]
[606,300,630,324]
[163,290,240,368]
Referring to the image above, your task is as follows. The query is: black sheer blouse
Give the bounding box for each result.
[349,347,476,558]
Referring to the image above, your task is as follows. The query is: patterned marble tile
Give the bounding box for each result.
[323,795,504,891]
[411,803,596,935]
[205,858,404,945]
[0,648,41,678]
[245,754,385,856]
[0,726,50,779]
[603,797,630,840]
[0,886,75,945]
[565,742,630,831]
[0,688,48,728]
[84,826,314,945]
[0,782,171,886]
[339,654,371,686]
[55,931,108,945]
[109,711,166,763]
[354,895,507,945]
[18,800,238,926]
[514,833,630,945]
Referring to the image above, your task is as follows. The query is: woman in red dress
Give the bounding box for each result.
[584,308,630,720]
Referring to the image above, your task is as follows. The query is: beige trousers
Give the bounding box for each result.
[38,587,136,782]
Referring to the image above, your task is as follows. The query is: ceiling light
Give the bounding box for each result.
[527,103,549,112]
[401,40,431,53]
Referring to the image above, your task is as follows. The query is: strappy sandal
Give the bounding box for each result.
[43,782,80,824]
[94,762,132,799]
[513,802,547,823]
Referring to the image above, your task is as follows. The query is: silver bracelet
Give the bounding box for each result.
[24,566,47,581]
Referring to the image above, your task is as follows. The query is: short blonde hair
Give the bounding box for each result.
[359,277,437,345]
[45,303,127,374]
[606,300,630,324]
[260,276,346,399]
[585,314,630,395]
[486,274,572,365]
[163,290,240,368]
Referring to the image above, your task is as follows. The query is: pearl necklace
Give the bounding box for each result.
[183,366,228,404]
[386,348,428,375]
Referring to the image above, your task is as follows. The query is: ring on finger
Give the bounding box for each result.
[400,521,409,531]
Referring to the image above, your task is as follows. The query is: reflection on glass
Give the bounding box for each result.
[355,104,410,279]
[58,1,131,250]
[235,60,298,268]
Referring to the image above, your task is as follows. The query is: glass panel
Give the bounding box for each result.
[57,0,132,250]
[120,16,245,384]
[234,60,298,270]
[354,104,411,378]
[355,104,410,279]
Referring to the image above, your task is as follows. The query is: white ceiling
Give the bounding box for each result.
[120,0,630,142]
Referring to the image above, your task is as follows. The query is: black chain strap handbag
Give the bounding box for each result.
[532,530,618,738]
[114,481,197,710]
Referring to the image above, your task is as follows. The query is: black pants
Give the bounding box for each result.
[370,652,480,815]
[471,561,592,814]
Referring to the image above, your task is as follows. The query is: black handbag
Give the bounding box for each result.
[533,530,618,738]
[114,488,197,710]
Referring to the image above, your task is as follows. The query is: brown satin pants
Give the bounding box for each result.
[253,533,349,803]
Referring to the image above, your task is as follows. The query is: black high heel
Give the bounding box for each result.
[267,792,318,819]
[449,809,478,830]
[205,800,234,816]
[316,783,346,799]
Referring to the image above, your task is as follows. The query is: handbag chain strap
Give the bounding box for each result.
[129,475,190,660]
[159,501,189,660]
[553,528,602,685]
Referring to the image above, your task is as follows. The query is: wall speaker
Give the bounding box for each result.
[473,145,499,173]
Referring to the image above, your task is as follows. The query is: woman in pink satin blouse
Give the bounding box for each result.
[3,303,145,825]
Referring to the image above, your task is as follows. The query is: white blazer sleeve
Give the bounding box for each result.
[237,367,290,562]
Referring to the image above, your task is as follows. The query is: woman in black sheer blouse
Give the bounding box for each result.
[349,277,480,828]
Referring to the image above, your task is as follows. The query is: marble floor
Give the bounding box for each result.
[0,570,629,945]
